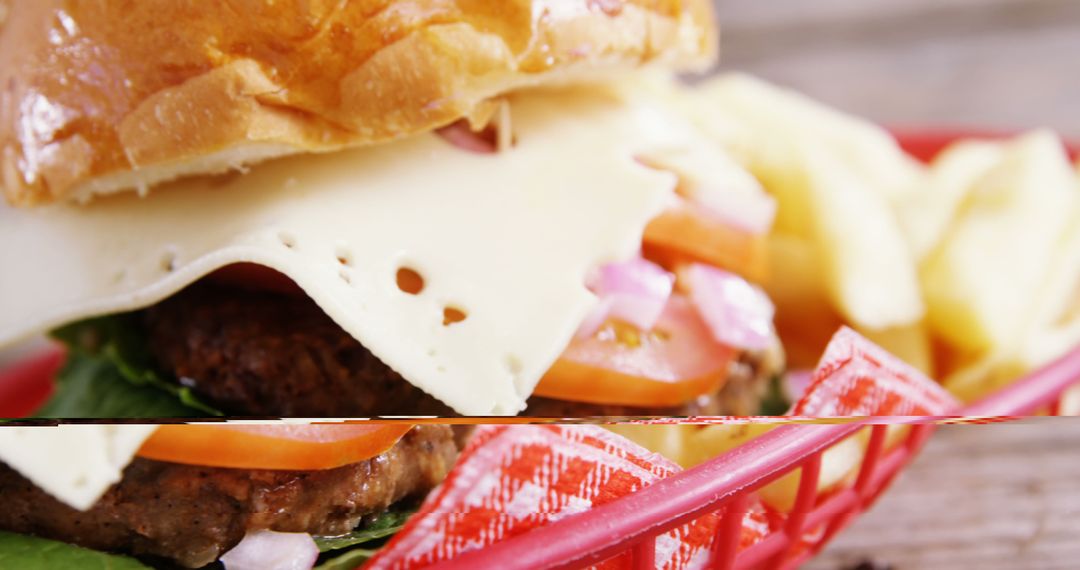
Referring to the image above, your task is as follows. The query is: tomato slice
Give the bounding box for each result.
[138,424,412,470]
[534,296,736,407]
[643,202,768,283]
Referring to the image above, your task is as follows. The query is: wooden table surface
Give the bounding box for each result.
[711,1,1080,568]
[803,422,1080,570]
[713,0,1080,137]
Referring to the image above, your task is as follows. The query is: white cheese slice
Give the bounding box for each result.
[0,89,682,415]
[0,425,157,510]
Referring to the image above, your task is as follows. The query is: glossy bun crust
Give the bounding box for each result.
[0,0,716,206]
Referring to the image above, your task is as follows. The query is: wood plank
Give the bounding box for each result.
[712,0,1080,136]
[805,421,1080,569]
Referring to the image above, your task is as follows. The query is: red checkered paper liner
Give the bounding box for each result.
[367,424,766,569]
[792,327,960,416]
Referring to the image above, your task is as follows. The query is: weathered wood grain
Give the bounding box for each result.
[803,422,1080,570]
[713,0,1080,136]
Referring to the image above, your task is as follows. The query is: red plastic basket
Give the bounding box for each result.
[0,131,1077,569]
[434,346,1080,570]
[425,130,1080,569]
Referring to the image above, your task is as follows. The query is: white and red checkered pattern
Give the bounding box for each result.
[792,327,960,416]
[367,424,729,569]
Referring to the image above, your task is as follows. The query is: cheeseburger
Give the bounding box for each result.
[0,0,783,418]
[0,423,459,568]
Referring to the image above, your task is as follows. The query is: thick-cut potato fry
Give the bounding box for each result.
[897,141,1005,261]
[758,423,912,513]
[943,210,1079,403]
[684,74,925,331]
[923,131,1078,354]
[860,324,934,376]
[798,143,925,330]
[670,73,1077,403]
[943,352,1022,403]
[759,431,863,512]
[604,423,775,469]
[681,423,777,468]
[764,233,934,373]
[681,423,865,514]
[945,319,1080,404]
[604,424,691,465]
[611,422,914,514]
[688,73,926,206]
[1024,209,1080,364]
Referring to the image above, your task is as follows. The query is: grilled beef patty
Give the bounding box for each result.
[143,283,455,417]
[144,282,773,417]
[0,426,457,568]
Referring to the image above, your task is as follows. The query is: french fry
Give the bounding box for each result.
[681,423,777,468]
[943,318,1080,404]
[896,140,1004,261]
[758,426,864,513]
[687,73,926,206]
[943,351,1021,403]
[683,74,926,331]
[923,131,1078,354]
[759,423,914,513]
[664,74,1078,405]
[604,425,691,465]
[605,423,776,469]
[943,210,1079,403]
[798,143,925,330]
[859,323,934,376]
[613,421,916,514]
[608,422,860,515]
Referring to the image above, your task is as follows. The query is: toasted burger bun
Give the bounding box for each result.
[0,0,717,206]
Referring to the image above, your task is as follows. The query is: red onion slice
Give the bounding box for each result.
[220,531,319,570]
[684,263,775,351]
[586,257,675,332]
[436,121,496,154]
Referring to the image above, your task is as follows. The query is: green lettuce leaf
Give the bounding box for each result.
[311,508,415,570]
[314,509,414,552]
[38,314,221,418]
[0,532,152,570]
[34,352,206,418]
[0,508,413,569]
[758,374,791,416]
[314,548,378,570]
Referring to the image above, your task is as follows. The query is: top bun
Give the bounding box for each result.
[0,0,716,206]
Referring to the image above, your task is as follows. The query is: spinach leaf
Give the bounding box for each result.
[0,532,152,570]
[757,374,791,416]
[38,314,220,418]
[314,548,378,570]
[35,352,205,418]
[314,509,413,553]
